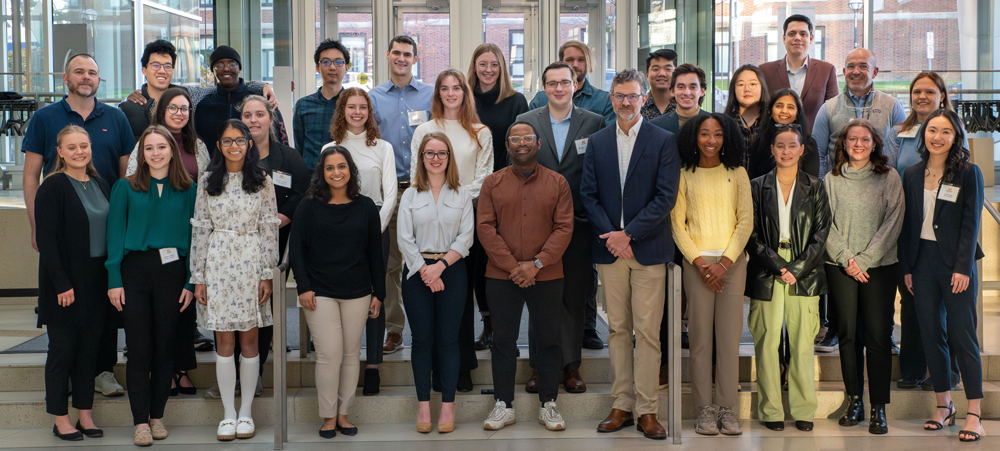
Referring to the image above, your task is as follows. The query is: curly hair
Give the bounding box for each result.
[830,119,890,177]
[306,145,361,202]
[917,109,969,184]
[330,87,380,147]
[677,113,745,172]
[204,120,268,196]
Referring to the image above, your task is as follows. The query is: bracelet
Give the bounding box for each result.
[440,259,450,268]
[717,263,728,272]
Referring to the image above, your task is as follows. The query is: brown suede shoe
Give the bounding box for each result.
[383,332,403,354]
[564,367,587,393]
[525,370,539,393]
[637,414,667,440]
[597,409,634,432]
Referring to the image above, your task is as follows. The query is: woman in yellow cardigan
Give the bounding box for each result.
[671,113,753,437]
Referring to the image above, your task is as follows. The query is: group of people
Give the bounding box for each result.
[26,12,985,447]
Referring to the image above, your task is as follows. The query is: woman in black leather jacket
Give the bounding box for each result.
[745,125,831,432]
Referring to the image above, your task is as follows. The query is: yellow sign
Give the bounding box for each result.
[358,73,369,85]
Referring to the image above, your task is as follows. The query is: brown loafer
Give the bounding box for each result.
[637,414,667,440]
[525,370,539,393]
[383,332,403,354]
[597,408,634,432]
[564,367,587,393]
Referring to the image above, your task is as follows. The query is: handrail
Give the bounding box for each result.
[666,262,681,444]
[984,199,1000,226]
[271,261,289,450]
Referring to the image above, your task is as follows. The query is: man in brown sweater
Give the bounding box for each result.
[478,122,574,432]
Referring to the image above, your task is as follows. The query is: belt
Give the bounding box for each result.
[398,180,411,189]
[215,229,258,236]
[778,241,792,250]
[421,252,447,260]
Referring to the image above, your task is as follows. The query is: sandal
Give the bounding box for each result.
[923,402,955,430]
[958,412,981,442]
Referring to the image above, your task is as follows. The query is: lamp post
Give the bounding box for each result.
[848,0,863,49]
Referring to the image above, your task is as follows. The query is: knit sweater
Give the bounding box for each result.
[473,86,529,172]
[671,165,754,264]
[409,119,494,198]
[823,162,904,271]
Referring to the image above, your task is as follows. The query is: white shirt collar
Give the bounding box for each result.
[785,55,810,73]
[616,116,643,137]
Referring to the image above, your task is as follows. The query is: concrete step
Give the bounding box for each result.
[0,382,998,429]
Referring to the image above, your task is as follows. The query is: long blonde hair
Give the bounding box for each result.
[49,125,99,178]
[467,43,517,104]
[412,132,461,192]
[431,69,485,151]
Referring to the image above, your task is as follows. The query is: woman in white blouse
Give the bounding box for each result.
[397,132,474,434]
[323,87,397,396]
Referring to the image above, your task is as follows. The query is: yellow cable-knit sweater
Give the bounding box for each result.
[670,164,753,264]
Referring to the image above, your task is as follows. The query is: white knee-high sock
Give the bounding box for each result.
[239,355,260,418]
[216,354,237,420]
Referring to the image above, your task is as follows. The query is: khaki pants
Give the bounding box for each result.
[748,247,819,422]
[384,187,406,335]
[304,295,370,417]
[685,253,747,409]
[597,258,666,416]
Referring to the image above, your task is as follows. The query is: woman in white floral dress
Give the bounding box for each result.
[189,120,279,441]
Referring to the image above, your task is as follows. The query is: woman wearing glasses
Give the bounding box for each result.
[747,89,820,180]
[723,64,769,162]
[466,43,529,351]
[410,69,493,392]
[189,120,280,441]
[399,133,474,433]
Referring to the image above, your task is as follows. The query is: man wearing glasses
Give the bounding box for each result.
[515,62,604,393]
[528,40,615,128]
[293,39,351,170]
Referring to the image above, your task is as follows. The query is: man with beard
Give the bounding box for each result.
[528,41,615,128]
[478,121,574,432]
[581,68,679,440]
[22,53,134,397]
[641,49,677,121]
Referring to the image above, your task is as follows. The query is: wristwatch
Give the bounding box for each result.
[533,258,544,269]
[623,228,633,239]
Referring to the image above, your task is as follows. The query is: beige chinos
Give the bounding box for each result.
[304,295,371,417]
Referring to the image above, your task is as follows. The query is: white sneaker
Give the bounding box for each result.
[216,419,236,441]
[538,401,566,431]
[484,400,516,430]
[95,371,124,397]
[236,417,255,439]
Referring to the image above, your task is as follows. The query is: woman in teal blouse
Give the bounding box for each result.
[105,125,197,446]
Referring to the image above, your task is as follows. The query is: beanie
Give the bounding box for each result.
[210,46,242,70]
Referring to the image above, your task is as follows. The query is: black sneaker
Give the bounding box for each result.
[814,331,838,353]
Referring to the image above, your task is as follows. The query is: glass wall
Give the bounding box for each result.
[339,12,373,90]
[400,12,450,84]
[52,0,136,99]
[143,5,202,88]
[483,12,526,92]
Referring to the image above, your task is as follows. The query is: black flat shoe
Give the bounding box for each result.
[869,404,888,434]
[456,370,473,392]
[795,421,813,431]
[839,395,864,426]
[318,427,336,439]
[764,421,784,431]
[363,368,380,396]
[75,420,103,438]
[336,424,358,436]
[53,424,83,441]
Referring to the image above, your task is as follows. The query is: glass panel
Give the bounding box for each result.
[147,0,199,15]
[52,0,136,99]
[339,12,373,90]
[604,0,615,88]
[559,13,587,46]
[401,12,449,84]
[260,0,275,82]
[142,6,202,88]
[198,0,214,69]
[483,12,524,92]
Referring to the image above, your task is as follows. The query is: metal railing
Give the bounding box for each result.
[666,262,682,444]
[271,262,289,450]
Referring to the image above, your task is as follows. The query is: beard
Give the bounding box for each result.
[68,79,97,98]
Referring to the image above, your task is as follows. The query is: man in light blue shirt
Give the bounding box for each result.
[367,35,434,357]
[551,115,572,162]
[528,41,615,128]
[812,48,906,178]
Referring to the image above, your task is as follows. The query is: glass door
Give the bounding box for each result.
[482,1,536,98]
[395,2,451,85]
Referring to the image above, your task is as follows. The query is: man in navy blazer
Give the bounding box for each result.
[580,69,680,439]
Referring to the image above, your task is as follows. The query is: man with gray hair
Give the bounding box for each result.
[580,68,680,440]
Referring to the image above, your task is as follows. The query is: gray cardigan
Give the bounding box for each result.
[824,162,904,272]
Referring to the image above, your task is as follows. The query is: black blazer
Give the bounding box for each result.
[899,162,984,277]
[745,170,831,299]
[34,173,112,327]
[516,105,604,219]
[261,140,311,257]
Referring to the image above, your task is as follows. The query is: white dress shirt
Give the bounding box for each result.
[776,176,796,241]
[786,55,809,96]
[396,185,475,279]
[920,188,937,241]
[615,116,643,227]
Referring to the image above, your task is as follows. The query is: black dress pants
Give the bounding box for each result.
[403,259,467,402]
[489,278,563,405]
[122,250,186,424]
[826,263,896,405]
[898,271,960,383]
[95,305,120,375]
[363,229,391,364]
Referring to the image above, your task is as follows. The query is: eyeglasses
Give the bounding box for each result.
[507,134,536,145]
[544,80,573,89]
[212,62,240,71]
[219,138,248,147]
[166,105,190,115]
[477,62,501,70]
[147,62,174,71]
[423,151,449,160]
[735,81,760,91]
[612,93,642,103]
[319,59,347,67]
[845,64,871,72]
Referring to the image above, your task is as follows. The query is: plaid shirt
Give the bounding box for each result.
[293,87,343,170]
[640,94,675,121]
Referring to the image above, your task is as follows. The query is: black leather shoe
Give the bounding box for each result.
[795,421,814,431]
[869,405,888,434]
[75,421,103,438]
[336,423,358,436]
[53,424,83,441]
[764,421,784,431]
[456,369,473,392]
[582,329,603,349]
[318,427,336,439]
[363,368,380,396]
[475,316,493,351]
[839,395,864,426]
[897,378,923,389]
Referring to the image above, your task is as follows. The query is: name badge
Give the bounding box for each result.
[159,248,179,265]
[574,138,588,155]
[407,110,428,127]
[895,128,919,139]
[938,184,960,202]
[273,170,292,189]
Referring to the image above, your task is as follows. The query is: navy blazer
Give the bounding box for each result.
[899,162,984,277]
[580,119,681,266]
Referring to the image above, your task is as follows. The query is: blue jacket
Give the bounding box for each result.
[580,120,681,265]
[529,78,615,128]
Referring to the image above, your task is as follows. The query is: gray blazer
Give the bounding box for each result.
[516,105,604,219]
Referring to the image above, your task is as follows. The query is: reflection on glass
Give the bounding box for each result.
[483,13,525,92]
[559,13,588,46]
[143,6,201,88]
[338,13,373,91]
[52,0,136,98]
[401,13,450,84]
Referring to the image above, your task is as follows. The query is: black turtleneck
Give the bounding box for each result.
[473,85,529,172]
